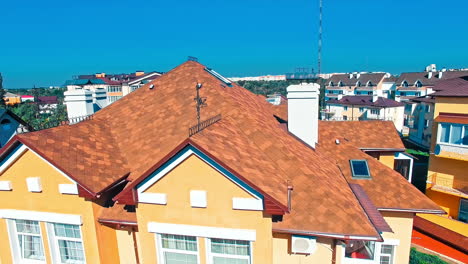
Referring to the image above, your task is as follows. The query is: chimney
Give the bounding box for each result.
[428,72,432,79]
[438,71,443,79]
[356,73,361,79]
[93,88,108,109]
[64,90,94,120]
[287,83,320,148]
[349,73,353,79]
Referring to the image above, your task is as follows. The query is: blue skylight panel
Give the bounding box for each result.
[350,160,371,179]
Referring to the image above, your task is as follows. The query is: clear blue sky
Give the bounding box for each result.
[1,0,467,88]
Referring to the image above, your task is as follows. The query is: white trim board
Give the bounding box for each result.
[139,193,167,205]
[232,198,263,211]
[0,209,82,225]
[148,222,256,241]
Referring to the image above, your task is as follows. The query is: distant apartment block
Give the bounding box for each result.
[65,70,162,104]
[229,75,286,82]
[323,95,405,132]
[395,65,468,102]
[324,72,394,101]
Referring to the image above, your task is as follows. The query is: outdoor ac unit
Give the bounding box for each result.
[291,235,317,254]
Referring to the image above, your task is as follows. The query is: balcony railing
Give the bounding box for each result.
[434,143,468,161]
[429,173,454,189]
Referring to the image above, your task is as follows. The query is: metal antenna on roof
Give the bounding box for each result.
[194,83,207,132]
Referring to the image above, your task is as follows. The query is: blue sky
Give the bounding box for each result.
[1,0,467,88]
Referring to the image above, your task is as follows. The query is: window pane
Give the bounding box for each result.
[463,126,468,145]
[213,256,249,264]
[16,220,41,234]
[19,234,45,260]
[164,252,197,264]
[380,256,391,264]
[211,239,250,256]
[440,124,450,143]
[450,125,462,144]
[58,240,85,263]
[381,245,393,254]
[459,199,468,223]
[350,160,370,178]
[54,223,81,239]
[345,240,375,259]
[161,234,197,252]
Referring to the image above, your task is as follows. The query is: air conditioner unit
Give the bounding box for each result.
[291,235,317,254]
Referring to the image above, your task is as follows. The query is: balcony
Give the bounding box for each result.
[428,173,467,199]
[434,142,468,161]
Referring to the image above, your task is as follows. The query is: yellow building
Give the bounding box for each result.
[4,92,22,106]
[426,77,468,223]
[0,61,442,264]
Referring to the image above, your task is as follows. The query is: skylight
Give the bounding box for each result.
[350,160,371,179]
[205,67,232,86]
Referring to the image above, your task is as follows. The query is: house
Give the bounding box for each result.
[20,94,35,102]
[395,65,468,102]
[37,96,59,114]
[3,92,22,106]
[324,73,392,101]
[410,76,468,263]
[65,71,162,104]
[324,95,405,132]
[0,109,33,147]
[0,60,442,264]
[404,96,435,149]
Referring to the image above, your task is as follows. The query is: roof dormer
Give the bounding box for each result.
[338,81,344,87]
[356,81,361,87]
[401,80,409,87]
[329,81,334,87]
[415,80,422,88]
[366,81,373,87]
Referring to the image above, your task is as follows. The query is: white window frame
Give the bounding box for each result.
[6,219,46,264]
[206,238,253,264]
[342,239,399,264]
[370,109,380,115]
[155,233,200,264]
[46,223,86,264]
[437,123,468,146]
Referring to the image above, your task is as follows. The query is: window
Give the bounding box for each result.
[379,245,395,264]
[415,81,422,87]
[359,107,365,113]
[370,109,380,115]
[402,81,408,87]
[345,240,375,259]
[438,123,468,145]
[209,238,251,264]
[415,92,421,96]
[13,220,46,262]
[107,85,122,93]
[344,106,348,111]
[367,91,373,95]
[159,234,198,264]
[329,82,334,87]
[350,160,371,178]
[459,199,468,223]
[49,223,85,264]
[424,119,430,128]
[108,96,122,104]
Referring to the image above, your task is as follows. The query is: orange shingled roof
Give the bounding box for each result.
[98,204,137,225]
[317,137,442,213]
[318,120,405,150]
[1,60,442,238]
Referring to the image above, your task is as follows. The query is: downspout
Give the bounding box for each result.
[132,227,141,264]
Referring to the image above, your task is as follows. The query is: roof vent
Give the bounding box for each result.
[205,67,232,86]
[335,139,340,145]
[149,84,154,90]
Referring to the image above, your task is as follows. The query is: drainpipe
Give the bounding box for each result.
[132,227,140,264]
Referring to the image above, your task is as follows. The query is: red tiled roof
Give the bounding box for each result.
[98,204,137,225]
[432,76,468,97]
[327,96,405,107]
[434,113,468,125]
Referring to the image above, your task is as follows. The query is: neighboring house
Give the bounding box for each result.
[229,75,286,81]
[3,92,21,106]
[20,95,34,102]
[324,73,391,101]
[395,66,468,102]
[411,76,468,263]
[0,109,33,147]
[404,96,435,149]
[65,71,162,104]
[324,95,405,132]
[37,96,59,114]
[0,61,442,264]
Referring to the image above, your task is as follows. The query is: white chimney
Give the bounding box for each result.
[349,73,353,79]
[64,90,94,120]
[93,88,108,109]
[287,83,320,148]
[438,71,443,79]
[428,72,433,79]
[356,73,361,79]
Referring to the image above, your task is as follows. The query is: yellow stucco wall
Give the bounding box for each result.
[378,152,395,169]
[381,211,414,264]
[136,154,273,264]
[272,233,334,264]
[0,149,105,263]
[116,229,138,264]
[426,189,460,218]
